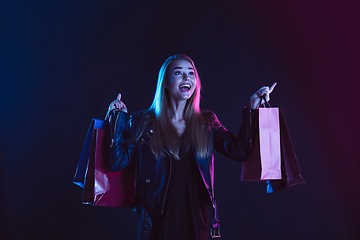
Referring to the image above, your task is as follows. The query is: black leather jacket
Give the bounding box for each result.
[109,108,254,239]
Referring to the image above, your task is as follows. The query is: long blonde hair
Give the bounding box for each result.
[148,55,210,159]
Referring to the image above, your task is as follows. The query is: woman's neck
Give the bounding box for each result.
[167,98,187,136]
[168,98,186,121]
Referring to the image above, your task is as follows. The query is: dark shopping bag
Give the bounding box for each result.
[241,108,305,193]
[73,119,135,207]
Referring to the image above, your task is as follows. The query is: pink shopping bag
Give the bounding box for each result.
[241,108,305,193]
[258,107,282,180]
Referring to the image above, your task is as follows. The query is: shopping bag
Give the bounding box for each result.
[73,119,135,207]
[259,107,282,180]
[241,107,282,181]
[266,111,305,193]
[241,109,305,193]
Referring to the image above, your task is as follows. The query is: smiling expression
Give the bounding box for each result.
[166,59,197,102]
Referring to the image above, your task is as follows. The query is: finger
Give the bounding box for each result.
[269,82,277,93]
[257,88,263,96]
[263,92,270,101]
[117,93,122,101]
[259,86,267,91]
[259,87,269,97]
[112,101,120,109]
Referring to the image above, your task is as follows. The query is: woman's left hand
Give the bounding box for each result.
[248,82,277,109]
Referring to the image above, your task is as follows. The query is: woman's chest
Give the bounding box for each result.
[171,120,186,135]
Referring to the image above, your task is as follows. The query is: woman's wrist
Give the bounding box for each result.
[248,98,259,109]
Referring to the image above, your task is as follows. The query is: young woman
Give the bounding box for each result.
[107,55,276,240]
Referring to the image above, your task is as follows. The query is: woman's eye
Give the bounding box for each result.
[174,71,181,75]
[188,72,194,76]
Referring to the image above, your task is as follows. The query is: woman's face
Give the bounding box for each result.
[166,59,197,102]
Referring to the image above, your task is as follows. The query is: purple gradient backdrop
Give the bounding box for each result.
[251,1,360,232]
[1,0,359,239]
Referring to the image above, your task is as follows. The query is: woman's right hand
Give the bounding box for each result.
[107,93,128,114]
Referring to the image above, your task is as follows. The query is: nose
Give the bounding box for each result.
[183,73,190,80]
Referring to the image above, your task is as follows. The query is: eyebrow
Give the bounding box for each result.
[172,67,194,70]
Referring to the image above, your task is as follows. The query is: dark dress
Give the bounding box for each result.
[150,136,210,240]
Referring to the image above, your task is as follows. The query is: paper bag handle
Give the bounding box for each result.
[260,95,272,108]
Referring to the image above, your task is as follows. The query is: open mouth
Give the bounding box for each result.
[179,83,191,92]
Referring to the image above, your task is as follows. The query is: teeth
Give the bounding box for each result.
[180,84,191,89]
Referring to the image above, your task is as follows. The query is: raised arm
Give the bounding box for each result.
[107,93,134,171]
[209,109,254,161]
[211,83,277,160]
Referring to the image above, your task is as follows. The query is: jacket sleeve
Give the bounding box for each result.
[108,110,135,171]
[210,108,256,161]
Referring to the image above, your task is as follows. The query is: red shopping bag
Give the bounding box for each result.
[73,119,135,207]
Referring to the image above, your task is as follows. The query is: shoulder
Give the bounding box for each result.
[201,109,224,128]
[128,110,153,128]
[130,110,152,120]
[201,109,218,121]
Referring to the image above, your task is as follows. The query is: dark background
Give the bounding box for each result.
[1,0,359,239]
